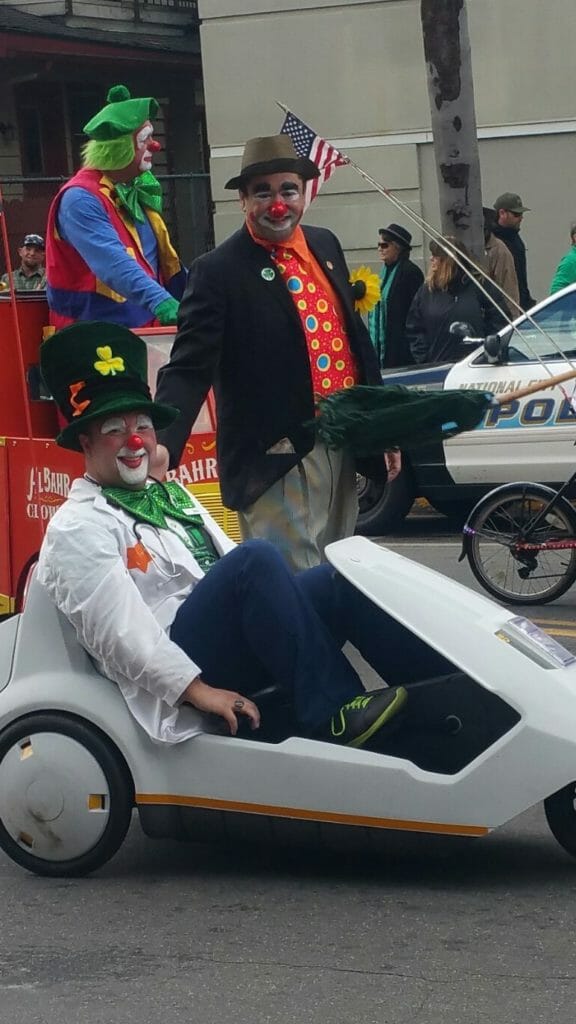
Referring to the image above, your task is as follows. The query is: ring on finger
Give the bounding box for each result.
[234,699,245,710]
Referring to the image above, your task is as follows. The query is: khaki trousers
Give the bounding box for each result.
[237,442,358,573]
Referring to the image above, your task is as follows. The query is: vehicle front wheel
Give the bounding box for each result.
[356,464,415,536]
[0,714,134,877]
[545,782,576,859]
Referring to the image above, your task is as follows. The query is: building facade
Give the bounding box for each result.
[0,0,212,271]
[198,0,576,302]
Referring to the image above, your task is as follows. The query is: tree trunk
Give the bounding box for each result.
[420,0,485,263]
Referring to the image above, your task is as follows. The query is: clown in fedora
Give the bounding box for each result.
[153,133,400,572]
[46,85,186,331]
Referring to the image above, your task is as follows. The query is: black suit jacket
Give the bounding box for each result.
[379,258,424,367]
[156,224,381,510]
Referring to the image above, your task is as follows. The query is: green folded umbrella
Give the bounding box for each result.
[314,385,495,456]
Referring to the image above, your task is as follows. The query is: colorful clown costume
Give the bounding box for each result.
[46,85,185,329]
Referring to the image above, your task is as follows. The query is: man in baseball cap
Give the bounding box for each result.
[0,233,46,292]
[492,192,534,309]
[494,192,530,216]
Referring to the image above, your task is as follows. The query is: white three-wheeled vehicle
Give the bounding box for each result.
[1,535,576,876]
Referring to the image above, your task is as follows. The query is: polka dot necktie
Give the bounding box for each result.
[270,247,358,396]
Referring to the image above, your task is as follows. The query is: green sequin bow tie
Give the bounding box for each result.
[114,171,163,224]
[102,480,220,573]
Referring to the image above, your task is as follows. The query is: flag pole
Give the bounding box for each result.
[496,369,576,406]
[275,100,516,320]
[275,102,576,401]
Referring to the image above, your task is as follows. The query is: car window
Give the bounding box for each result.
[502,290,576,363]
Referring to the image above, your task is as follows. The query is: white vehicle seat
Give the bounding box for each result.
[12,569,106,685]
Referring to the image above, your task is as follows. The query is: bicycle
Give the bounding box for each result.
[460,471,576,605]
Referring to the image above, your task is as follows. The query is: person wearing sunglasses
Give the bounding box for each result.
[367,224,423,369]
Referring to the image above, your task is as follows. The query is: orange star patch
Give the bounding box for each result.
[126,542,152,573]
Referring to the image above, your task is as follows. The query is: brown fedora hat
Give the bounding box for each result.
[224,135,320,190]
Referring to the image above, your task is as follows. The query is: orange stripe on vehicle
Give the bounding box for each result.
[135,793,488,837]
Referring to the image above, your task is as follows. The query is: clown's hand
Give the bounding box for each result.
[154,297,180,326]
[384,449,402,483]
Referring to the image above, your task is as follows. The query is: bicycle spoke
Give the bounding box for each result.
[466,489,576,604]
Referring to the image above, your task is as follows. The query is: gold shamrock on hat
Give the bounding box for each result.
[94,346,126,376]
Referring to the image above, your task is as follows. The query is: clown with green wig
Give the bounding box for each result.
[46,85,186,329]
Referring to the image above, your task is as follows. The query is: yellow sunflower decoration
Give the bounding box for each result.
[349,266,380,314]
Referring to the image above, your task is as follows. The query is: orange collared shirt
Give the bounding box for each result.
[247,221,348,327]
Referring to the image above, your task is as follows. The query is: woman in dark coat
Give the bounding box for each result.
[368,223,424,368]
[407,238,505,365]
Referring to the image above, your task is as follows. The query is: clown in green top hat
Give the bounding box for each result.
[40,320,178,452]
[46,85,186,332]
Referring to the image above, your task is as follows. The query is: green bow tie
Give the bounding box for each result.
[114,171,163,224]
[102,480,220,573]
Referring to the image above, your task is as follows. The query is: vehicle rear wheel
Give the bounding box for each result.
[356,464,415,536]
[0,714,134,877]
[544,782,576,859]
[463,483,576,605]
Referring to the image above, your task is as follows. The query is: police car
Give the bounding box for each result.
[356,283,576,534]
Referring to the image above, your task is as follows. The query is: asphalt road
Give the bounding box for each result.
[2,510,576,1024]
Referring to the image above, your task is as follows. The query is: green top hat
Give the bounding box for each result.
[83,84,159,141]
[40,322,179,452]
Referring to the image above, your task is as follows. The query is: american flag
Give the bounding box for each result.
[280,110,348,208]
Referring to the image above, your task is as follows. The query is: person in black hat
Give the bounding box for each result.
[36,320,437,750]
[367,224,423,369]
[0,233,46,292]
[153,134,400,572]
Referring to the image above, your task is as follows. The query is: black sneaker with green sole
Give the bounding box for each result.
[327,687,408,749]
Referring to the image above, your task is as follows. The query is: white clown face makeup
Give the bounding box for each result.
[80,411,156,490]
[134,123,159,173]
[241,172,306,244]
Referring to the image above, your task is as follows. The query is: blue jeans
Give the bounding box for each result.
[170,540,448,733]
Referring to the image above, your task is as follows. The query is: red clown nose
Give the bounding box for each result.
[127,434,144,451]
[148,139,162,152]
[268,200,288,220]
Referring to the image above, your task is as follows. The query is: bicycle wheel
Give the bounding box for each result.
[464,483,576,605]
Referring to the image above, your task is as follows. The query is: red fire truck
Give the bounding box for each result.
[0,293,240,616]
